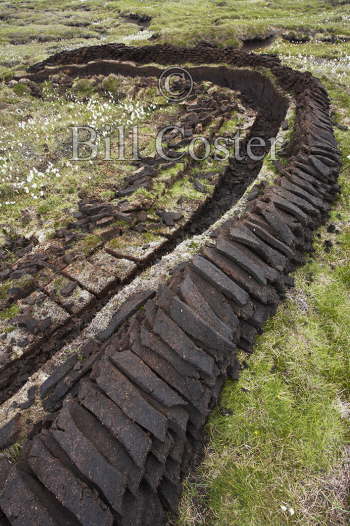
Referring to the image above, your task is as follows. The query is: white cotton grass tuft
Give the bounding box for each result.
[0,86,157,209]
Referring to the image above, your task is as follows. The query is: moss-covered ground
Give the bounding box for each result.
[0,0,349,523]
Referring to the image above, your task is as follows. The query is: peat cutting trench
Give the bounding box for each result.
[0,43,341,526]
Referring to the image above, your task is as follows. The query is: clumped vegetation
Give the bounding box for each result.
[177,229,350,525]
[176,66,350,526]
[0,0,349,75]
[0,0,349,524]
[0,76,160,235]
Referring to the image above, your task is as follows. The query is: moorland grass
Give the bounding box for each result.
[0,0,350,73]
[0,0,349,523]
[177,205,350,525]
[176,57,350,526]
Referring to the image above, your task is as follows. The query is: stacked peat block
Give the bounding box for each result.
[0,46,341,525]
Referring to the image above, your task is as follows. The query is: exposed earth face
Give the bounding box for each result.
[0,2,349,526]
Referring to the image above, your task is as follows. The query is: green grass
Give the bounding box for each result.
[0,0,350,523]
[0,0,349,73]
[177,226,350,525]
[176,57,350,526]
[0,303,20,320]
[0,76,171,244]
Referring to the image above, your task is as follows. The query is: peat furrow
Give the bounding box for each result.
[0,44,341,526]
[0,63,287,403]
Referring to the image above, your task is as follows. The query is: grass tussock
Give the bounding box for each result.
[0,0,349,71]
[0,0,349,523]
[176,82,350,526]
[177,235,350,525]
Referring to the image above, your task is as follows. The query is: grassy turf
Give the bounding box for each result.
[176,57,350,526]
[0,77,162,237]
[0,0,349,523]
[0,0,349,77]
